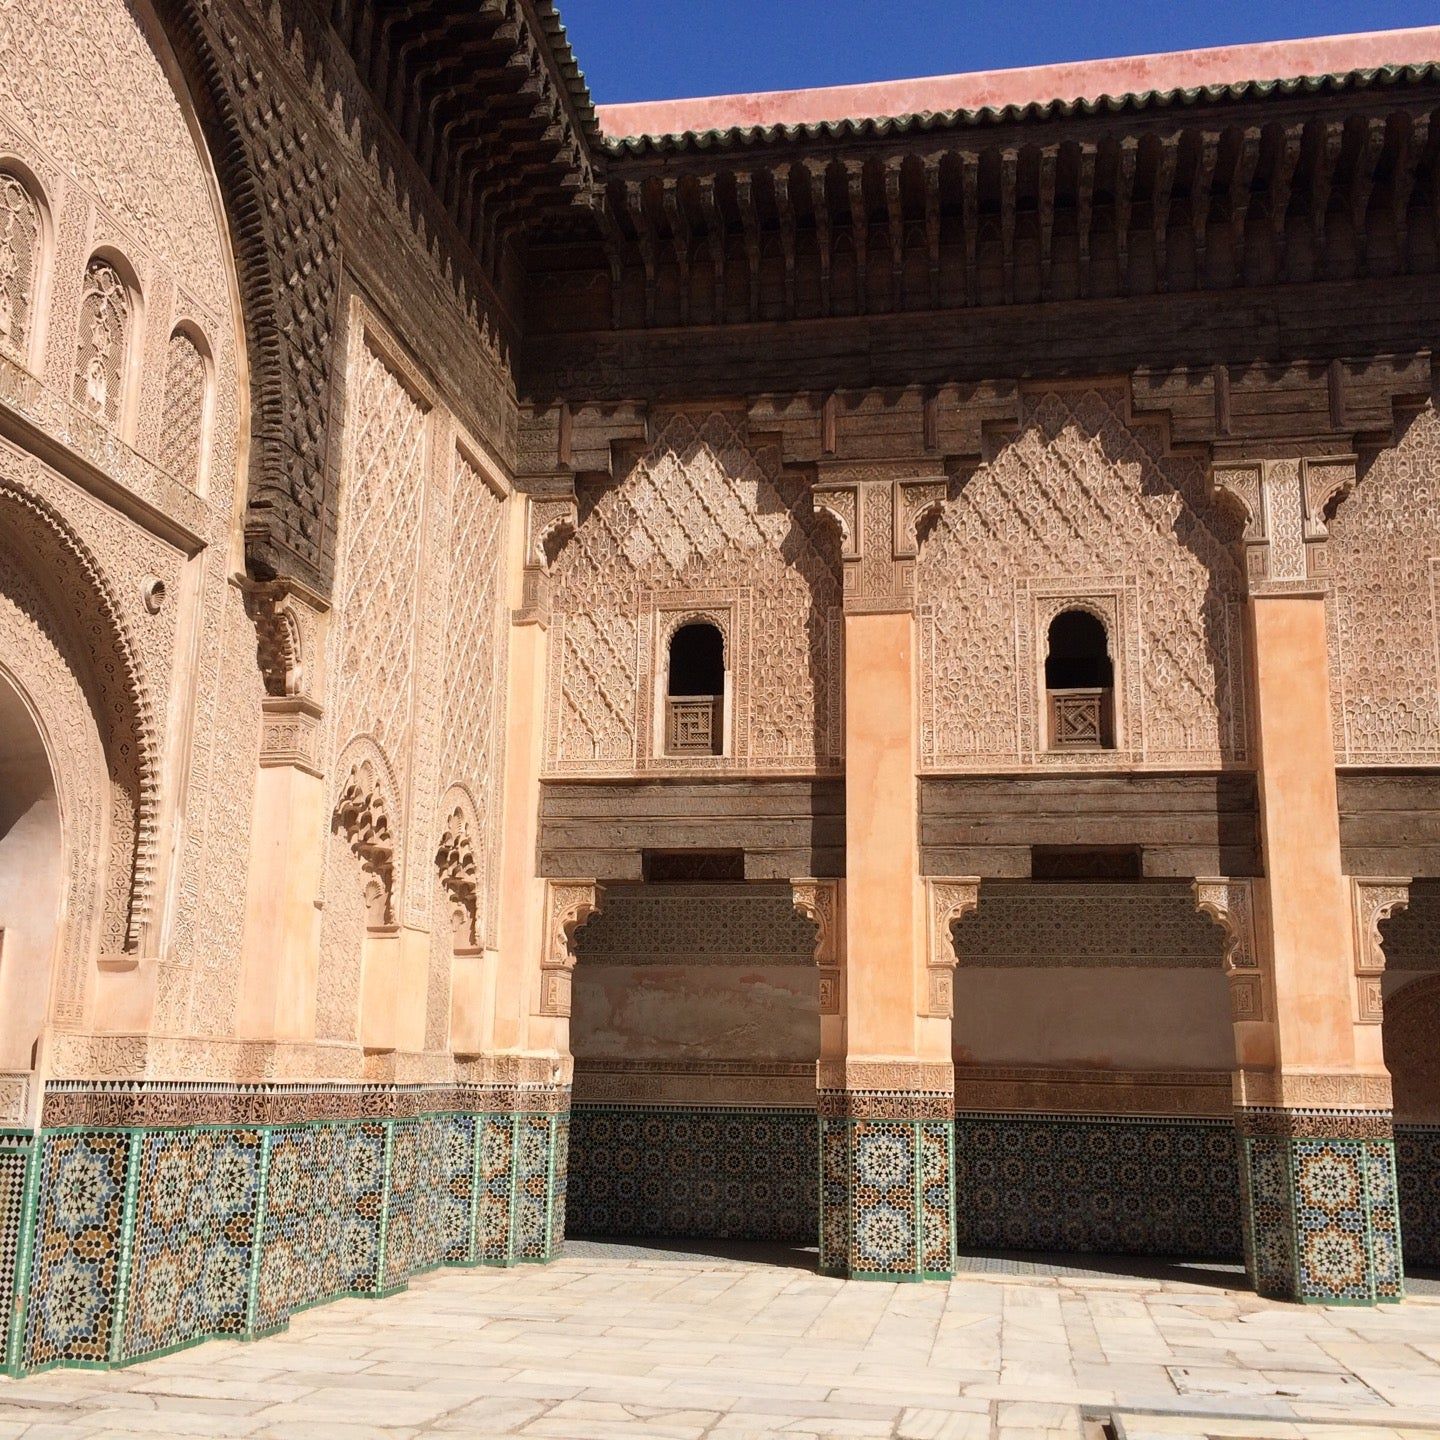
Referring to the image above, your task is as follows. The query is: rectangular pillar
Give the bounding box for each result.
[1214,455,1402,1303]
[813,472,956,1280]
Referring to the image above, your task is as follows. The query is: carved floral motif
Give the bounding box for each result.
[0,170,39,361]
[71,256,129,426]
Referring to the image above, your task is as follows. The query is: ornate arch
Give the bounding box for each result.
[0,473,159,962]
[661,608,732,667]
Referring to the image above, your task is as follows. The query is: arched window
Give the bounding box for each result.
[1045,609,1114,749]
[0,171,41,364]
[73,255,132,428]
[666,621,725,756]
[158,327,209,490]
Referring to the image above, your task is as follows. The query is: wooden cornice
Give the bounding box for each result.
[527,85,1440,335]
[328,0,601,274]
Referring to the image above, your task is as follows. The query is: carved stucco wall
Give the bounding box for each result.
[316,306,509,1047]
[571,883,819,1104]
[1329,400,1440,765]
[545,410,843,776]
[918,387,1248,772]
[951,883,1234,1071]
[0,0,259,1065]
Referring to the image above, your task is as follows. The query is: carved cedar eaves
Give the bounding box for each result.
[562,89,1440,335]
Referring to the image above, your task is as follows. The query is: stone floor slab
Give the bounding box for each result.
[1,1244,1439,1437]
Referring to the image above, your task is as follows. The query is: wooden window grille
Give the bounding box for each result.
[1047,687,1113,749]
[665,695,722,755]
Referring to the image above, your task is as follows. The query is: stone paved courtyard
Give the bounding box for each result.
[4,1244,1440,1440]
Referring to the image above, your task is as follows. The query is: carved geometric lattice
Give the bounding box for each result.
[548,410,841,774]
[438,449,506,943]
[959,882,1230,969]
[157,330,207,489]
[72,257,129,426]
[919,387,1247,771]
[1328,403,1440,764]
[0,172,39,361]
[332,336,427,792]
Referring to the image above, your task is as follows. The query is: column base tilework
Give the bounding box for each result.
[953,1114,1242,1260]
[1237,1108,1403,1305]
[0,1089,569,1377]
[568,1106,817,1242]
[818,1091,955,1282]
[1396,1125,1440,1268]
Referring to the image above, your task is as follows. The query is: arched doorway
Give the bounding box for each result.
[0,669,63,1119]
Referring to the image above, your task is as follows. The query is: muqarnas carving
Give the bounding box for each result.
[334,762,397,928]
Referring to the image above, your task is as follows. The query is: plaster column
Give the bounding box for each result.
[812,472,956,1280]
[236,581,330,1045]
[1211,454,1403,1303]
[480,487,583,1263]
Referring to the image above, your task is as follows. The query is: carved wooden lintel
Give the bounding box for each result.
[1194,876,1265,1023]
[1210,454,1356,596]
[813,467,949,614]
[1351,876,1411,1024]
[924,877,980,1019]
[791,877,844,1014]
[540,879,604,1017]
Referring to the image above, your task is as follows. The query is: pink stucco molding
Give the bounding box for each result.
[596,25,1440,139]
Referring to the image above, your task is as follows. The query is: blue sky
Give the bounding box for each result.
[559,1,1439,105]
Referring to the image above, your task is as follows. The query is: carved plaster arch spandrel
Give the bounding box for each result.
[1352,877,1410,1024]
[331,736,401,922]
[0,471,159,959]
[791,877,843,1014]
[925,878,980,1020]
[316,734,401,1042]
[1193,876,1265,1022]
[540,879,603,1019]
[435,785,482,950]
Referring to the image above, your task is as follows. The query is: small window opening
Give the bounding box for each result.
[666,622,725,755]
[1045,609,1114,749]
